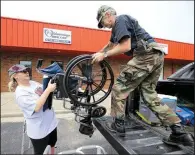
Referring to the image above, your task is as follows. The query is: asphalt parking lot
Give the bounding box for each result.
[1,114,118,154]
[1,92,118,154]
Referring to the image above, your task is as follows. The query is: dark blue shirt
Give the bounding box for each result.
[110,14,155,56]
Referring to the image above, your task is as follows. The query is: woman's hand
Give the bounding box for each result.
[46,80,56,92]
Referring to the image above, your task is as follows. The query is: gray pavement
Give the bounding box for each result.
[1,92,117,154]
[1,92,111,117]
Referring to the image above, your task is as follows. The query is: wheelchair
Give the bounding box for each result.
[36,54,114,137]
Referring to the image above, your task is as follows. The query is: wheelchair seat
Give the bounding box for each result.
[38,62,64,77]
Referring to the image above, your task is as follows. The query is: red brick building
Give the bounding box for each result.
[1,17,194,92]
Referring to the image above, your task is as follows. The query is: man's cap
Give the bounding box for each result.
[8,64,29,77]
[96,5,115,28]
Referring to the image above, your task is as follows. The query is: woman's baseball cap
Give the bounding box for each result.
[8,64,30,77]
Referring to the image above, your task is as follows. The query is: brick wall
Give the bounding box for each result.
[1,50,190,92]
[163,61,173,79]
[163,60,190,79]
[172,62,189,73]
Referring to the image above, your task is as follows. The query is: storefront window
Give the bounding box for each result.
[20,61,32,79]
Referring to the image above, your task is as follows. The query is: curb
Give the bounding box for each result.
[1,110,72,118]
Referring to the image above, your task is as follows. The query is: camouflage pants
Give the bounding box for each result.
[111,48,181,126]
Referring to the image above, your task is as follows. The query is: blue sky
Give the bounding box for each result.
[1,1,194,44]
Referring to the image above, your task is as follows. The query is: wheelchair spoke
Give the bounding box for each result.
[93,78,112,82]
[77,64,82,72]
[92,82,107,94]
[77,84,89,102]
[92,66,107,79]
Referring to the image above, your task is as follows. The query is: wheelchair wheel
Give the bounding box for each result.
[63,54,114,106]
[65,54,88,70]
[65,54,108,96]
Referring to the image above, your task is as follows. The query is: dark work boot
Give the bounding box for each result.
[106,117,126,137]
[163,124,194,146]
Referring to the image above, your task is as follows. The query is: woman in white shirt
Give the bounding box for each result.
[8,64,58,154]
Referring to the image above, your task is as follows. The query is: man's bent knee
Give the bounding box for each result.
[151,104,181,126]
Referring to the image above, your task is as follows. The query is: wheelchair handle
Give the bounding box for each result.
[50,79,55,84]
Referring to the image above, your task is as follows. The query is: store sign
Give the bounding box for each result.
[158,43,168,54]
[43,28,71,44]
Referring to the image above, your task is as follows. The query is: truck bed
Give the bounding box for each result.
[93,115,194,155]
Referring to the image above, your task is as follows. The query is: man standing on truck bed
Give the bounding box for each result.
[92,5,194,146]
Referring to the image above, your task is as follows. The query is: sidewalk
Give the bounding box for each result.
[1,92,111,118]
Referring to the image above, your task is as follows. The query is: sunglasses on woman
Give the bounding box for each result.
[18,70,29,74]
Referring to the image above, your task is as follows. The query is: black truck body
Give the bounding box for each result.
[93,62,194,155]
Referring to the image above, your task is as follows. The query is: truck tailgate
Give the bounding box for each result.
[93,115,194,155]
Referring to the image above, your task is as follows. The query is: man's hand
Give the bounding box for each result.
[92,52,105,64]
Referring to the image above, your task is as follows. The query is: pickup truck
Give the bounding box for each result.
[93,62,194,155]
